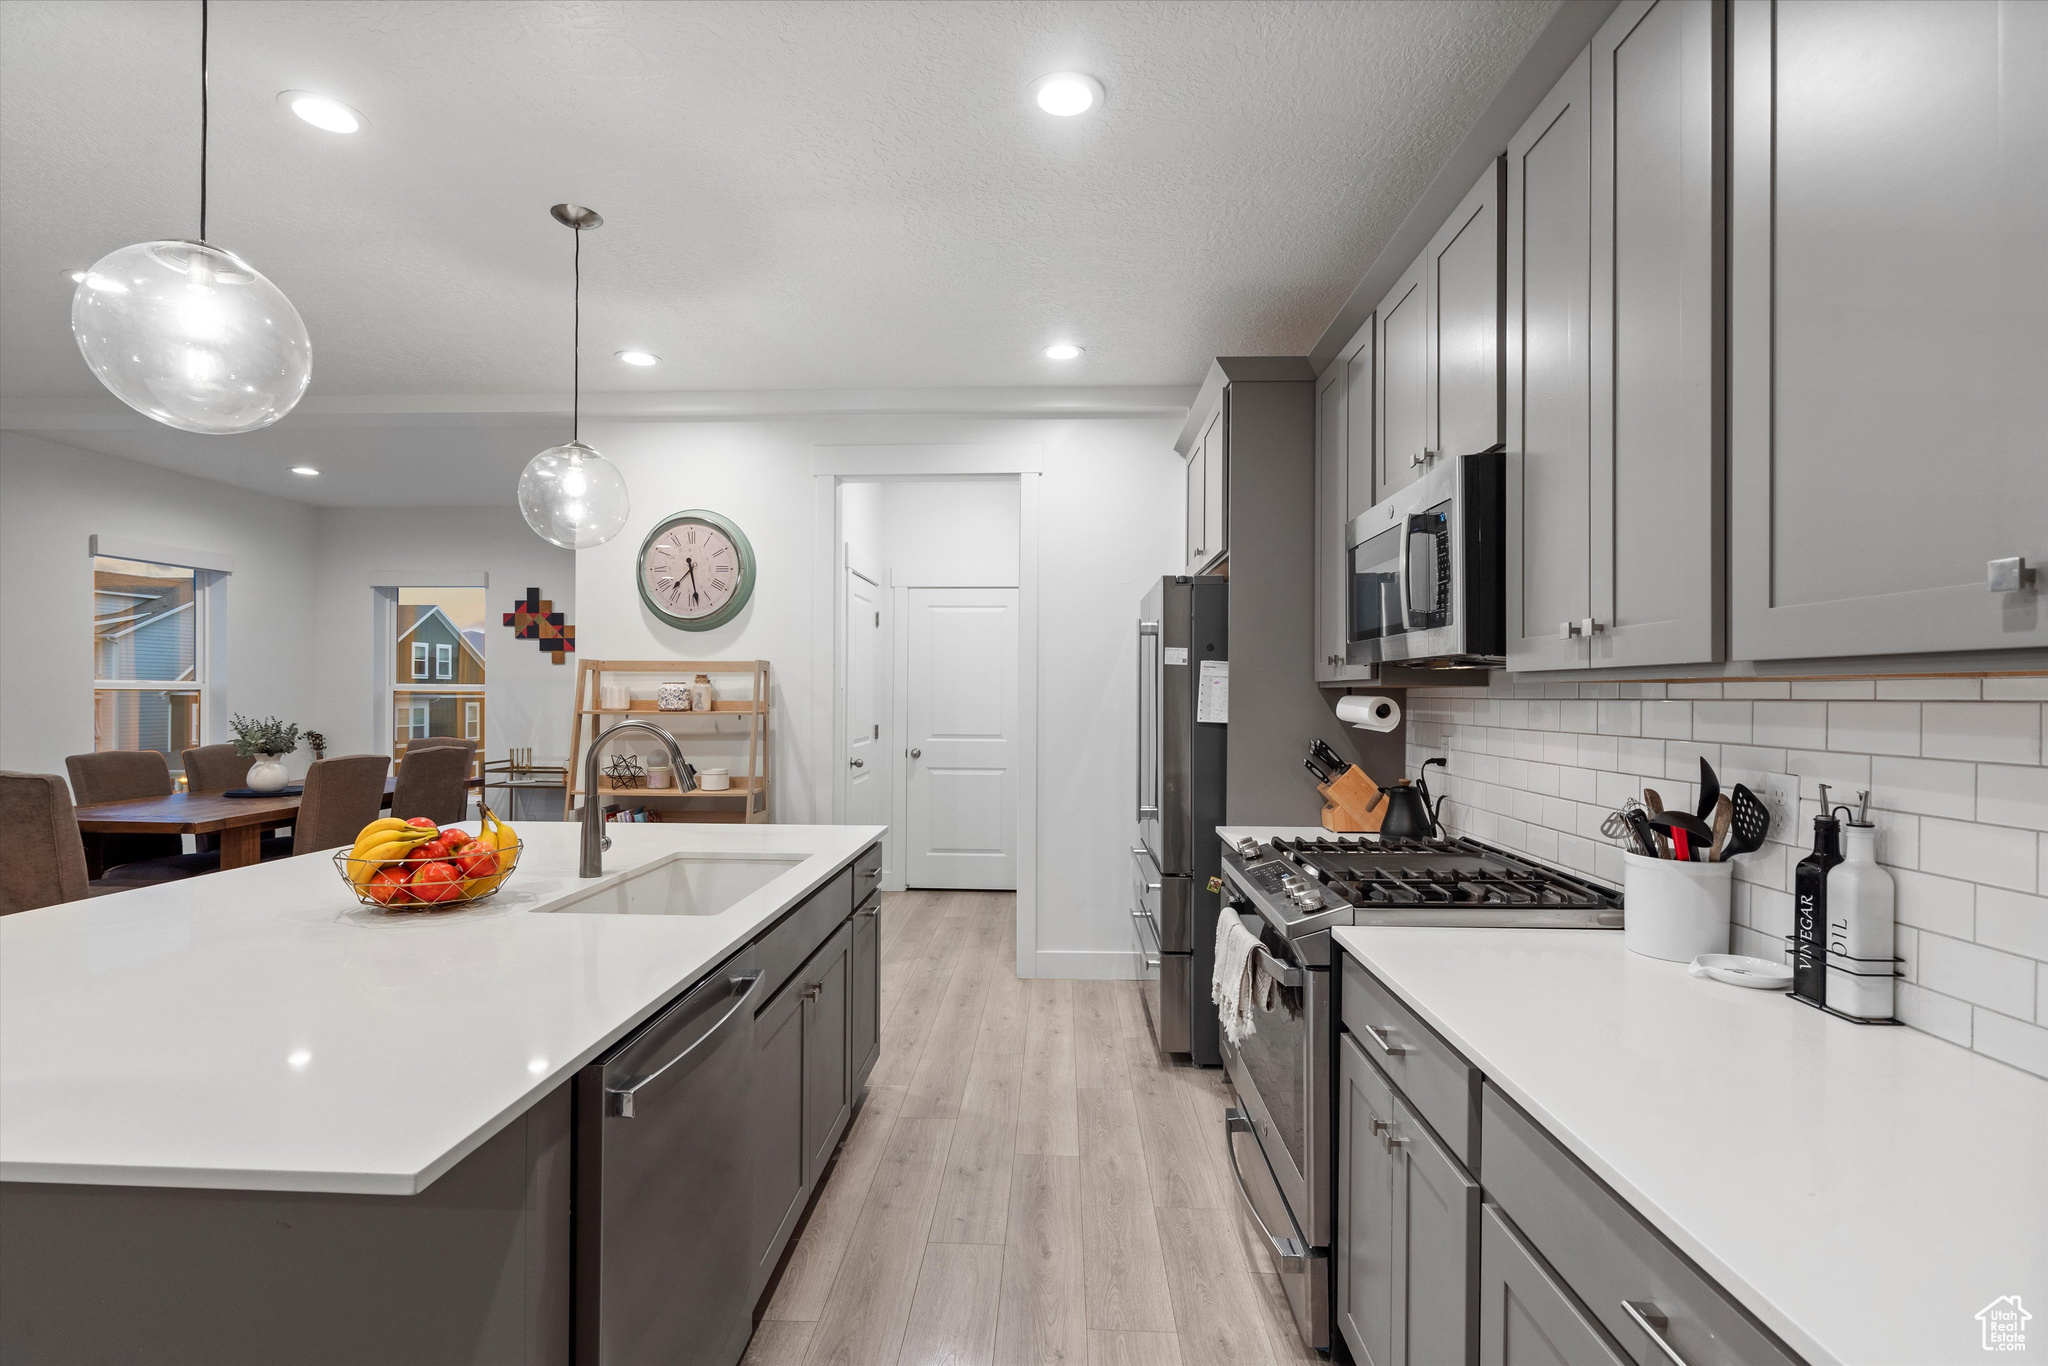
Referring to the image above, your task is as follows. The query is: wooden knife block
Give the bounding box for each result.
[1318,766,1385,833]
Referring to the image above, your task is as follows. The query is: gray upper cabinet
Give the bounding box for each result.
[1316,318,1378,684]
[1506,49,1595,672]
[1507,0,1724,672]
[1184,400,1229,574]
[1184,444,1206,574]
[1730,0,2048,658]
[1377,161,1504,508]
[1376,260,1430,504]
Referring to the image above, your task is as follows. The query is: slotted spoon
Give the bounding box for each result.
[1719,783,1771,862]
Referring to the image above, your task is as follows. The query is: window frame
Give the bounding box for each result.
[435,642,453,680]
[412,641,430,680]
[90,555,222,776]
[464,700,480,740]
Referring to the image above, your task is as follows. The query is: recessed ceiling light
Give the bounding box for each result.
[278,90,364,134]
[290,465,320,476]
[287,1049,312,1067]
[1032,72,1104,117]
[1043,343,1083,360]
[616,350,660,367]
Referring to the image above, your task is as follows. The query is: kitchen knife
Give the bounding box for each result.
[1311,740,1351,775]
[1305,756,1333,785]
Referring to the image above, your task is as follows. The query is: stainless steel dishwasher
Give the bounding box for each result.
[575,952,762,1366]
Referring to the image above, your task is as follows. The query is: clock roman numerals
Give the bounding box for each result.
[711,578,727,592]
[640,515,750,628]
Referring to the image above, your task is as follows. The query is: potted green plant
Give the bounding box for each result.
[231,714,301,792]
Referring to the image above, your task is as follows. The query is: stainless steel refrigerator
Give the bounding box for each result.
[1132,575,1228,1065]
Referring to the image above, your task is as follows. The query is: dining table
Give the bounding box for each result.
[72,778,480,872]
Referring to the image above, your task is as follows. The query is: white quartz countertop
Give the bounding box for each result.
[1330,926,2048,1366]
[0,823,882,1196]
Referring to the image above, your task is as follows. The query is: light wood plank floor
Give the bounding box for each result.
[749,889,1321,1366]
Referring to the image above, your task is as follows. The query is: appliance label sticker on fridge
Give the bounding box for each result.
[1196,660,1229,724]
[1163,646,1188,666]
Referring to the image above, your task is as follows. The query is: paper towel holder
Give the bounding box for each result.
[1336,694,1402,733]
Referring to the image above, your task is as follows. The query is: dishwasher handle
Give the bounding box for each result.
[605,971,763,1118]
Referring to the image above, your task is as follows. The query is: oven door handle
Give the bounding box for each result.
[1224,1109,1306,1273]
[1234,912,1307,990]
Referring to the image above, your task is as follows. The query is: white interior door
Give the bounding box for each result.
[904,587,1018,890]
[844,567,886,834]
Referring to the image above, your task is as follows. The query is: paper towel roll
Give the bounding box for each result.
[1336,694,1402,733]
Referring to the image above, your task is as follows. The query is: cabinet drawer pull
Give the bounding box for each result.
[1621,1300,1689,1365]
[1223,1109,1307,1271]
[1560,620,1583,640]
[1362,1024,1409,1056]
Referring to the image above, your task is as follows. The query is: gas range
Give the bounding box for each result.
[1219,827,1622,955]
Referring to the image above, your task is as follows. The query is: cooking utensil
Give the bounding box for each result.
[1644,789,1672,858]
[1696,757,1720,823]
[1376,782,1437,838]
[1720,783,1770,861]
[1305,756,1333,785]
[1600,797,1646,842]
[1311,740,1351,776]
[1648,810,1714,862]
[1624,808,1661,859]
[1708,794,1732,861]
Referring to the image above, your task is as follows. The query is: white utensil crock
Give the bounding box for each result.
[1623,851,1733,962]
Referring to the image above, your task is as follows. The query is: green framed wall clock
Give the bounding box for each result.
[636,509,757,630]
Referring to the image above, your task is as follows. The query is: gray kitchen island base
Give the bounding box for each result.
[0,1083,573,1366]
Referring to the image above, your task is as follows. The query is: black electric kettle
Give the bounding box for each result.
[1375,757,1447,838]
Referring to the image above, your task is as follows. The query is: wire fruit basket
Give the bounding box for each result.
[332,836,524,912]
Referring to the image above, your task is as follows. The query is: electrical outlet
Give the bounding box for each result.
[1757,773,1798,844]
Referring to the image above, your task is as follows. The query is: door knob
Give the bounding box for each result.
[910,748,922,759]
[848,758,864,768]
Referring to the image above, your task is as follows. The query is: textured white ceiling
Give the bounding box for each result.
[3,0,1557,394]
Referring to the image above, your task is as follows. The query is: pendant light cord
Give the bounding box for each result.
[199,0,209,241]
[572,224,581,444]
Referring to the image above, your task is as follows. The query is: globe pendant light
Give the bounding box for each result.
[70,0,311,435]
[518,204,630,550]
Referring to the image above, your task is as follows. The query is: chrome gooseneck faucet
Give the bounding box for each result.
[581,721,691,878]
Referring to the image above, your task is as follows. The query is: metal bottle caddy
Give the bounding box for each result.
[1778,934,1906,1025]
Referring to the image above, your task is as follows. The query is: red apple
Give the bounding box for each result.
[367,866,412,905]
[413,835,456,862]
[455,846,499,881]
[409,861,464,904]
[405,817,438,831]
[440,828,473,850]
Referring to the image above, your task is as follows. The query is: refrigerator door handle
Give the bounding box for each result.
[1137,620,1161,820]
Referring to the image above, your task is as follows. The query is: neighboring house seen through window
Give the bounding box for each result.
[93,556,204,779]
[391,588,486,775]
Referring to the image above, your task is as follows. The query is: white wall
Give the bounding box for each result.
[308,506,577,767]
[877,477,1020,585]
[1407,676,2048,1081]
[577,415,1184,975]
[0,431,320,779]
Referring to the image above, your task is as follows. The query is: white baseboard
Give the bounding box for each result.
[1027,949,1143,981]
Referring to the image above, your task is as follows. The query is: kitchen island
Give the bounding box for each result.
[1331,926,2048,1366]
[0,821,883,1364]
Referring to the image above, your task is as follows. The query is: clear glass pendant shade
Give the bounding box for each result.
[71,240,311,434]
[518,442,630,550]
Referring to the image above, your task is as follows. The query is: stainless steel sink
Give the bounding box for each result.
[542,853,806,917]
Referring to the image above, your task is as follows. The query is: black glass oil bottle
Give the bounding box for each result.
[1793,785,1844,1006]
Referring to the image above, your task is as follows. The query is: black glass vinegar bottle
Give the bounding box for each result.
[1793,784,1844,1006]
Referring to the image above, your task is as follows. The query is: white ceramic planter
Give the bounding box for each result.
[245,754,290,792]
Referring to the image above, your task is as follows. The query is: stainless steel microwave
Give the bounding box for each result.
[1345,446,1505,667]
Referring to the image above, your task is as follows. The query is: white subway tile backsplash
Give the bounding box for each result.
[1921,817,2038,893]
[1869,756,1976,819]
[1753,701,1828,750]
[1414,686,2048,1078]
[1973,1010,2048,1077]
[1976,887,2048,961]
[1978,764,2048,833]
[1828,701,1920,756]
[1922,702,2041,766]
[1917,934,2038,1017]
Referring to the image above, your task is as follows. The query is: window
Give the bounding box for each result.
[94,557,202,776]
[391,587,485,773]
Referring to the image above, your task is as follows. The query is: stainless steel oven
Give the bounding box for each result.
[1346,446,1505,667]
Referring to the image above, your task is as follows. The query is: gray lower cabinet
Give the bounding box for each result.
[1478,1204,1628,1366]
[751,966,809,1293]
[1507,0,1724,673]
[1337,1030,1480,1366]
[1728,0,2048,658]
[802,922,853,1179]
[850,893,880,1086]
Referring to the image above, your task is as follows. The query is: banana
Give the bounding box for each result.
[349,825,437,862]
[347,833,441,885]
[353,817,412,842]
[461,804,517,895]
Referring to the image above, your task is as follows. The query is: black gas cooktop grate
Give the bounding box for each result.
[1259,834,1618,910]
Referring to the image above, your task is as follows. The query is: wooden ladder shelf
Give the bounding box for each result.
[563,659,771,823]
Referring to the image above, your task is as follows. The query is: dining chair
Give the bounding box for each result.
[0,771,141,913]
[64,749,185,875]
[393,739,475,826]
[291,755,392,855]
[180,743,292,858]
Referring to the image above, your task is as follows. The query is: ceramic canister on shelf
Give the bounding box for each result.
[697,767,730,791]
[643,757,673,790]
[599,682,630,710]
[690,673,715,712]
[656,680,693,711]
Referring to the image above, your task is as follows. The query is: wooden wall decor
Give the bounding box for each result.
[504,587,575,663]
